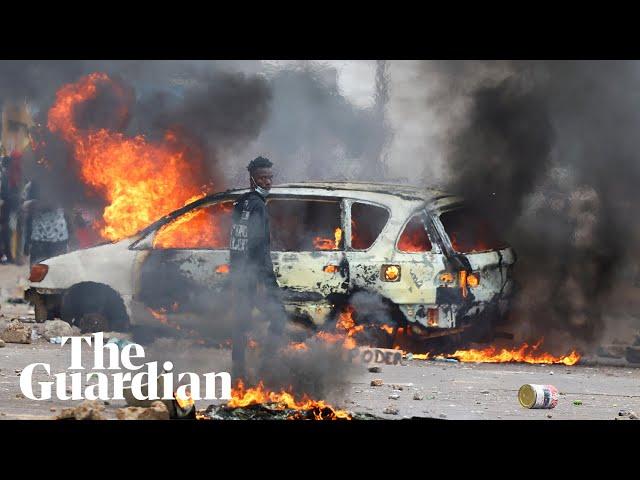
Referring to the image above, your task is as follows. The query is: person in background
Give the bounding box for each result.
[22,162,71,266]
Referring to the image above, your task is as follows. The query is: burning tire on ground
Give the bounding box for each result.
[61,282,129,333]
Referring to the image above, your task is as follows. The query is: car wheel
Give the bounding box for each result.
[61,282,129,333]
[32,294,49,323]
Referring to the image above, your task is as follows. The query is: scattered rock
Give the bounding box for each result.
[371,379,384,387]
[480,390,490,394]
[368,366,382,373]
[389,393,400,400]
[619,409,630,417]
[14,369,22,374]
[15,393,24,399]
[1,319,32,344]
[56,400,106,420]
[103,401,110,406]
[50,407,56,412]
[547,414,552,419]
[549,371,554,375]
[413,393,424,401]
[559,391,566,395]
[439,413,447,419]
[42,320,73,340]
[475,401,481,405]
[0,339,4,348]
[391,384,404,391]
[629,411,638,420]
[116,401,171,420]
[383,406,399,415]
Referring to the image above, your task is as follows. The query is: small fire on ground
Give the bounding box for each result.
[421,340,581,366]
[201,380,352,420]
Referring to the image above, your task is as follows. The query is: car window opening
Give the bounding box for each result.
[351,202,389,250]
[440,208,508,253]
[153,201,234,249]
[398,214,433,252]
[268,198,343,252]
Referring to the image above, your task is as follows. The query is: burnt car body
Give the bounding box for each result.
[25,182,516,339]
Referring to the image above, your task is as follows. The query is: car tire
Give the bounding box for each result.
[61,282,129,333]
[33,294,49,323]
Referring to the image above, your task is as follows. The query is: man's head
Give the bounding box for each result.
[248,156,273,195]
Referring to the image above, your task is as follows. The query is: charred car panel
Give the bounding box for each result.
[26,182,516,338]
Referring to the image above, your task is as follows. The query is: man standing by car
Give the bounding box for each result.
[229,156,286,381]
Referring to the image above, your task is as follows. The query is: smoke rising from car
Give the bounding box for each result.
[407,61,640,349]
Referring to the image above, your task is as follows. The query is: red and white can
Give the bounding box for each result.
[518,384,559,409]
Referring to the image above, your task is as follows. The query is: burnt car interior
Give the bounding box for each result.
[267,198,343,251]
[398,214,433,252]
[350,202,389,250]
[440,208,508,254]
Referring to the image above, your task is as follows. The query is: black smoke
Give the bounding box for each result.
[435,61,640,349]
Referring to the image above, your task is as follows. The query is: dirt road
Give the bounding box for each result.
[1,264,639,420]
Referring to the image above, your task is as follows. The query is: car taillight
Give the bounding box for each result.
[29,264,48,282]
[381,264,401,282]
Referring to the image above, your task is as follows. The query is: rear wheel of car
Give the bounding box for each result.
[61,283,129,333]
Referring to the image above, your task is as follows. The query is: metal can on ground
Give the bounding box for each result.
[518,384,559,409]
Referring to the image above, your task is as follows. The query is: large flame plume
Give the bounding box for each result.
[47,72,213,242]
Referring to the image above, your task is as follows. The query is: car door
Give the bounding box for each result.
[130,197,236,332]
[266,196,349,320]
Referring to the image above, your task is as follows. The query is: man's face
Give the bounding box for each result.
[252,167,273,191]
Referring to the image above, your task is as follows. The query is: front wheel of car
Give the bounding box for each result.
[61,282,129,333]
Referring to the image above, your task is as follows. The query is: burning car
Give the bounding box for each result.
[25,182,515,341]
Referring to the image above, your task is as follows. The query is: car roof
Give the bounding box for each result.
[135,182,462,240]
[225,181,459,203]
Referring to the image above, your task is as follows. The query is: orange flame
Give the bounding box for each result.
[48,72,214,242]
[175,390,195,410]
[313,227,342,250]
[449,342,581,365]
[215,264,230,274]
[228,380,351,420]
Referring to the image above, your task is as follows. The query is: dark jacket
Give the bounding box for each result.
[229,191,278,290]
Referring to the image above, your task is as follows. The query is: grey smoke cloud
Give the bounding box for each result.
[404,60,640,349]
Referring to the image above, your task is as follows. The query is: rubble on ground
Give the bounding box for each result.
[0,319,32,344]
[56,400,106,420]
[116,401,170,420]
[41,320,74,340]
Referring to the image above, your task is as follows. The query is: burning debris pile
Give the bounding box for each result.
[200,380,379,420]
